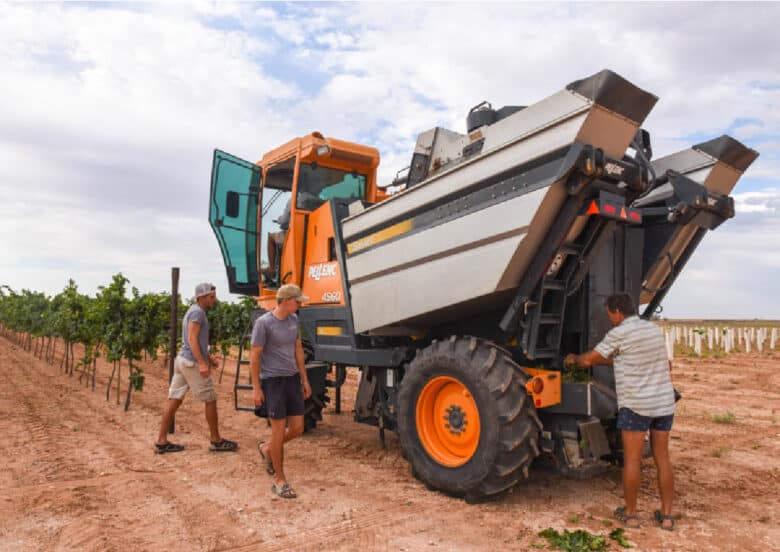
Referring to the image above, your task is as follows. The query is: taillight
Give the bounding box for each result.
[531,376,544,394]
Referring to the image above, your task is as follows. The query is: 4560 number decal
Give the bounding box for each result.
[321,291,341,302]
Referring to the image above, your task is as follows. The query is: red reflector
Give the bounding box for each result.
[629,211,641,221]
[535,399,542,407]
[586,200,599,215]
[603,204,616,214]
[620,207,627,219]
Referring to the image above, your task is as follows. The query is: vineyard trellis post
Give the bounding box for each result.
[168,267,179,435]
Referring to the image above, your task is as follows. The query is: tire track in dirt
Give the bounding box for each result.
[221,500,428,552]
[0,337,256,551]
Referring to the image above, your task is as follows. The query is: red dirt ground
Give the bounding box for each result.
[0,337,778,551]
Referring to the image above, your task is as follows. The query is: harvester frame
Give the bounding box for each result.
[208,69,757,501]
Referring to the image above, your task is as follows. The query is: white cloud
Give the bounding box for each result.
[1,2,779,319]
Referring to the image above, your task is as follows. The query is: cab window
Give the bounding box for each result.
[296,162,366,211]
[260,158,294,288]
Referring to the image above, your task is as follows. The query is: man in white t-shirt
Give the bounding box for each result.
[566,293,675,531]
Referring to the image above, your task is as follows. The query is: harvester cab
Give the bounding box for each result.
[208,134,382,426]
[208,69,758,502]
[209,134,381,306]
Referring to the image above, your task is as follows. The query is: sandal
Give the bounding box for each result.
[271,483,297,499]
[154,442,185,454]
[654,510,676,531]
[209,438,238,452]
[257,440,275,475]
[614,506,641,528]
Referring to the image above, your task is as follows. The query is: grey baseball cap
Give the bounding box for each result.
[194,282,216,299]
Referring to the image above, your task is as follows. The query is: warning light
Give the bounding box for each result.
[629,211,641,221]
[531,376,544,394]
[586,200,599,215]
[603,204,617,215]
[620,207,627,219]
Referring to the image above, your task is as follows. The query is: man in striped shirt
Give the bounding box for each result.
[565,293,676,530]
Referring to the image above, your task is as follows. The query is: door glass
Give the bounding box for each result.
[209,150,261,295]
[260,158,295,288]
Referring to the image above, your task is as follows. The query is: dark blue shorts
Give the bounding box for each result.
[261,375,305,419]
[617,407,674,432]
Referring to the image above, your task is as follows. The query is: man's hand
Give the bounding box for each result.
[253,387,265,406]
[302,380,312,400]
[199,361,210,377]
[564,353,579,368]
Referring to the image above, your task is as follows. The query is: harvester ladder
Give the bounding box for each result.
[234,326,255,412]
[523,216,615,360]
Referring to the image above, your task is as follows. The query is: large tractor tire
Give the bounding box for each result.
[398,336,542,501]
[302,341,329,432]
[303,387,330,432]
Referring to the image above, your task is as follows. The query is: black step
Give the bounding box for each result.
[559,243,583,256]
[539,316,561,325]
[533,348,558,358]
[236,383,253,391]
[238,359,250,365]
[236,405,255,412]
[542,279,565,291]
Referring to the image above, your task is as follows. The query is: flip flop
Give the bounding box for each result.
[154,442,185,454]
[654,510,676,531]
[271,483,297,499]
[209,438,238,452]
[614,506,641,528]
[257,440,275,475]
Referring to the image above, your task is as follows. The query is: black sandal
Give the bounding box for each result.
[271,483,297,499]
[654,510,676,531]
[614,506,641,528]
[257,440,275,475]
[155,442,185,454]
[209,438,238,452]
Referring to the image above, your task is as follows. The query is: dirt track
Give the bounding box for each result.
[1,337,779,551]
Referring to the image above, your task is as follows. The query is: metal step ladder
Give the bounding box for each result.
[234,327,255,412]
[522,217,614,360]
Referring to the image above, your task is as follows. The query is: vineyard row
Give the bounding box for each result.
[0,274,256,409]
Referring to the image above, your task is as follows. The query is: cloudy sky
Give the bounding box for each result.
[1,2,778,318]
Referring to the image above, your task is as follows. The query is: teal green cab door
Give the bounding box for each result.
[209,149,262,295]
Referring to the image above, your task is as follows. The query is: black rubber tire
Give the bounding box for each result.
[302,341,328,432]
[303,389,329,432]
[398,336,542,499]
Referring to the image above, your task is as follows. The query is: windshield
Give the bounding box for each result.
[296,163,366,211]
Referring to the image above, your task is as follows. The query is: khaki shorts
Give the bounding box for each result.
[168,356,217,402]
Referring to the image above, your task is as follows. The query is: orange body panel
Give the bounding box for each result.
[301,202,346,307]
[524,368,562,409]
[249,132,389,308]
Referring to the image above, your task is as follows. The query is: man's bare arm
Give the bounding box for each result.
[565,349,612,368]
[295,339,311,399]
[250,345,263,405]
[188,321,209,376]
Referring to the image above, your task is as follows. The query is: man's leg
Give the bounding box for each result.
[269,417,289,485]
[157,398,183,445]
[263,416,304,471]
[650,429,674,525]
[286,415,304,442]
[205,400,221,443]
[621,430,646,516]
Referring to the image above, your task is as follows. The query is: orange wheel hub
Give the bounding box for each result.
[415,376,481,467]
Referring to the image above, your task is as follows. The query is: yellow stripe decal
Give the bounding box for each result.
[316,326,343,336]
[346,219,414,255]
